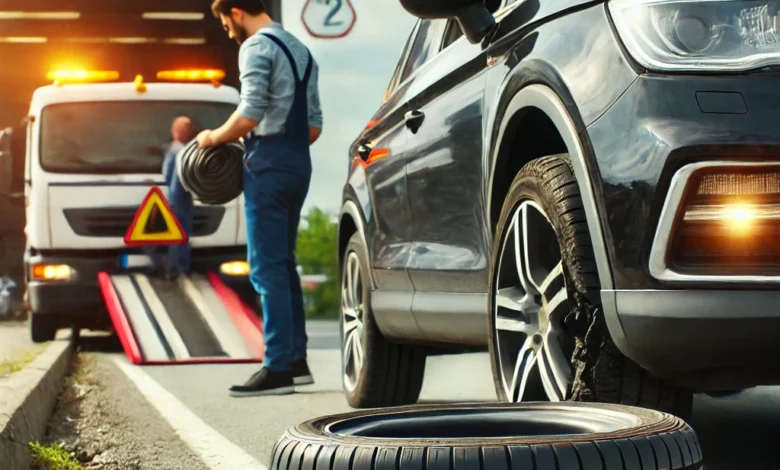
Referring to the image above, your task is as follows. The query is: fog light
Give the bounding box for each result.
[32,264,74,281]
[220,261,249,276]
[670,168,780,273]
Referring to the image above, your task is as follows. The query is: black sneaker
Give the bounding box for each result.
[229,367,294,397]
[292,359,314,386]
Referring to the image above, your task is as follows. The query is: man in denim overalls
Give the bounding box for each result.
[197,0,323,396]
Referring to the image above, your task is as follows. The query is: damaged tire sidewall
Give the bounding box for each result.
[487,155,602,403]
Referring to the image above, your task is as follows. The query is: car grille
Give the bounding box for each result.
[63,206,225,238]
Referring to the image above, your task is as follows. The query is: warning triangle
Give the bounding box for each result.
[123,187,188,246]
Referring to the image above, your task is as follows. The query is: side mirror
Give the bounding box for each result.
[399,0,496,44]
[0,128,13,196]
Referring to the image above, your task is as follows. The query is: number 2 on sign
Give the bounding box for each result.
[315,0,344,26]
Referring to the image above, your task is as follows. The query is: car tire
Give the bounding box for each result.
[270,402,703,470]
[30,313,57,343]
[488,154,694,420]
[340,233,427,408]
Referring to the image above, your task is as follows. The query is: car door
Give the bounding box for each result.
[348,23,418,292]
[402,18,493,343]
[405,19,491,292]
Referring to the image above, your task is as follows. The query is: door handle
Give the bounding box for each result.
[404,109,425,134]
[357,143,372,160]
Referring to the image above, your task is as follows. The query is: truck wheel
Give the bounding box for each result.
[30,313,57,343]
[271,402,703,470]
[488,155,694,420]
[340,233,426,408]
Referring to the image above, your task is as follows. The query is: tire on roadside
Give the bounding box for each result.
[270,402,703,470]
[488,154,694,419]
[30,313,57,343]
[340,233,427,408]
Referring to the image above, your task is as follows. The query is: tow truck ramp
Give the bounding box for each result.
[98,271,265,365]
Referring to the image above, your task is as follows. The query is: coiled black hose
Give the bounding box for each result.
[176,139,245,205]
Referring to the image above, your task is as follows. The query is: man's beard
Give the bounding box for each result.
[234,24,249,44]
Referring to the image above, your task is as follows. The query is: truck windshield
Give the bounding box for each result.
[39,101,235,174]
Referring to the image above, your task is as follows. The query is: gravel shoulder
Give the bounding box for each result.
[36,350,209,470]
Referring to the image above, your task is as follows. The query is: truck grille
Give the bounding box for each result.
[63,207,225,238]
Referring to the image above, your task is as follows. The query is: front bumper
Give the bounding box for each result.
[26,246,252,318]
[588,72,780,290]
[603,289,780,391]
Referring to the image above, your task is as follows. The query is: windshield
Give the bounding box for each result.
[39,101,235,174]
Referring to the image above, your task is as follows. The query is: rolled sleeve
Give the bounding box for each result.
[307,61,323,129]
[237,38,274,122]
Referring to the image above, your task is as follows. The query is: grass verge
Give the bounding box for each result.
[28,442,84,470]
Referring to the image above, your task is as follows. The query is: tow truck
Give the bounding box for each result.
[21,69,264,364]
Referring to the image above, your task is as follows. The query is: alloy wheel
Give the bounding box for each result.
[341,251,365,392]
[493,200,573,402]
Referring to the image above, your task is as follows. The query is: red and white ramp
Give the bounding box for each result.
[98,271,264,365]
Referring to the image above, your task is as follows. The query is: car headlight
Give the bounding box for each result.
[609,0,780,72]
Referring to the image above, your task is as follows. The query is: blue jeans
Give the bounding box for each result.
[243,164,310,371]
[167,167,193,275]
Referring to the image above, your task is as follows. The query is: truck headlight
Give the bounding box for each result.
[220,261,249,276]
[31,264,75,281]
[609,0,780,72]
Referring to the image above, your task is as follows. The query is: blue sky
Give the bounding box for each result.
[281,0,418,217]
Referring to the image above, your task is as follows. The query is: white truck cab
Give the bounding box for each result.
[24,70,252,342]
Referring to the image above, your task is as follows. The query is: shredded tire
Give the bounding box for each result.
[489,154,694,420]
[176,139,245,205]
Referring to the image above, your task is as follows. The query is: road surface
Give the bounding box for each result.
[68,320,779,469]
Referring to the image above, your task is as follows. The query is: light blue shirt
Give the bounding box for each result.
[237,22,323,135]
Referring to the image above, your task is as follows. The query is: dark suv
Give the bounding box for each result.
[337,0,780,419]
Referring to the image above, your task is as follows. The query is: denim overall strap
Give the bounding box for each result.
[259,32,313,87]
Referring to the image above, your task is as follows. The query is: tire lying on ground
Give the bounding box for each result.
[270,402,703,470]
[176,139,245,205]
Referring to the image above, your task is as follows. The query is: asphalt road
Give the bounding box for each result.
[80,320,778,470]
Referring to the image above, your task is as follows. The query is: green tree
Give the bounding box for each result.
[296,207,340,318]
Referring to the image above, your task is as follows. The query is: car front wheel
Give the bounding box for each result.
[488,154,693,420]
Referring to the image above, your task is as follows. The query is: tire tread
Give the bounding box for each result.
[277,428,702,470]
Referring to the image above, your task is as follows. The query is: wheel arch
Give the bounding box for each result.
[488,83,614,290]
[486,83,629,354]
[339,198,377,290]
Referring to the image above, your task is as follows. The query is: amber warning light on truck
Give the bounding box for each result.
[45,68,227,86]
[46,69,120,84]
[156,69,225,82]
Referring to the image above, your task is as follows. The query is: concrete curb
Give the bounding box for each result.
[0,335,74,469]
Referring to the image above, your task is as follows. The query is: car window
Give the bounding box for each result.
[399,19,447,84]
[384,25,416,101]
[441,19,464,50]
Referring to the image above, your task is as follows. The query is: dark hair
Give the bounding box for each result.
[211,0,266,17]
